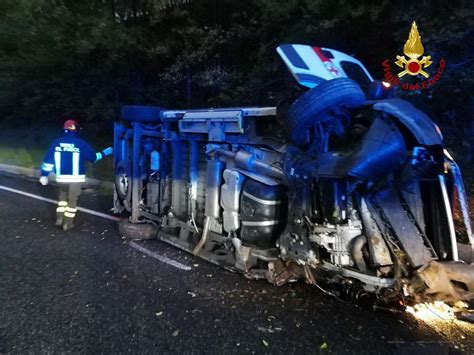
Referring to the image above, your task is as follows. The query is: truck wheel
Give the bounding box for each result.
[118,219,158,240]
[286,78,366,145]
[121,105,163,123]
[115,160,131,203]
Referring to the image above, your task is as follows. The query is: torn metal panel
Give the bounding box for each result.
[373,189,433,267]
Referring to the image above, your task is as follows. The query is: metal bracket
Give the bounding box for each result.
[179,110,243,141]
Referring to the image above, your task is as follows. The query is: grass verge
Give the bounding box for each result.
[0,124,114,181]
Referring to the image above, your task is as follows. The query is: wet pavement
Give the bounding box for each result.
[0,172,473,353]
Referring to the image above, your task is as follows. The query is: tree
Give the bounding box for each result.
[0,0,472,159]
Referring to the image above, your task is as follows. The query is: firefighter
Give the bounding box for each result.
[39,120,113,230]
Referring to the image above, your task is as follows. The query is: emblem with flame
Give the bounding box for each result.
[395,21,432,78]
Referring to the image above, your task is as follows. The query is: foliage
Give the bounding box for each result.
[0,0,472,158]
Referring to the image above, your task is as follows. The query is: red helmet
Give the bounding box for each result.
[64,119,79,131]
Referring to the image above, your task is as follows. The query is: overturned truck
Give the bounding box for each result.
[114,44,474,304]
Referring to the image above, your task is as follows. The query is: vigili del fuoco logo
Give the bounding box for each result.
[382,21,445,91]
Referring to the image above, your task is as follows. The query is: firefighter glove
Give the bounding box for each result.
[102,147,113,157]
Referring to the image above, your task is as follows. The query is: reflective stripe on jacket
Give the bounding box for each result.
[40,131,104,183]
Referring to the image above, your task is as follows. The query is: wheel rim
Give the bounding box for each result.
[117,169,129,197]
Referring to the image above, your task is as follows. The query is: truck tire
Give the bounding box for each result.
[118,219,158,240]
[286,78,366,145]
[115,160,131,203]
[121,105,163,123]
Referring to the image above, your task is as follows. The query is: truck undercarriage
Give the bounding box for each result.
[113,46,474,305]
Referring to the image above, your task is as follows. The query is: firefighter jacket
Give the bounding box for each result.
[40,131,106,183]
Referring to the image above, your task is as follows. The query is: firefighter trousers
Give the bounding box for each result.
[56,183,82,228]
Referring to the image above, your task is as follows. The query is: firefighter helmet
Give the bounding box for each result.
[63,119,79,131]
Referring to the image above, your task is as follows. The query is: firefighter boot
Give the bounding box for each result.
[62,216,75,231]
[63,207,77,230]
[56,201,67,227]
[55,212,64,227]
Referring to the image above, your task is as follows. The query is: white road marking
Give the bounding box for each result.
[0,184,120,221]
[129,241,192,271]
[0,184,191,271]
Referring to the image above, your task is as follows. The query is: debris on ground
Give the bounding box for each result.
[257,326,283,334]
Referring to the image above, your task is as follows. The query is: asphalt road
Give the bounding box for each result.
[0,172,473,354]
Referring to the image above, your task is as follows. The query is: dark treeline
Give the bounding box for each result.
[0,0,472,155]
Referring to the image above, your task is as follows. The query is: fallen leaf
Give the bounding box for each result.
[172,330,179,337]
[320,342,328,350]
[155,311,163,316]
[263,340,269,347]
